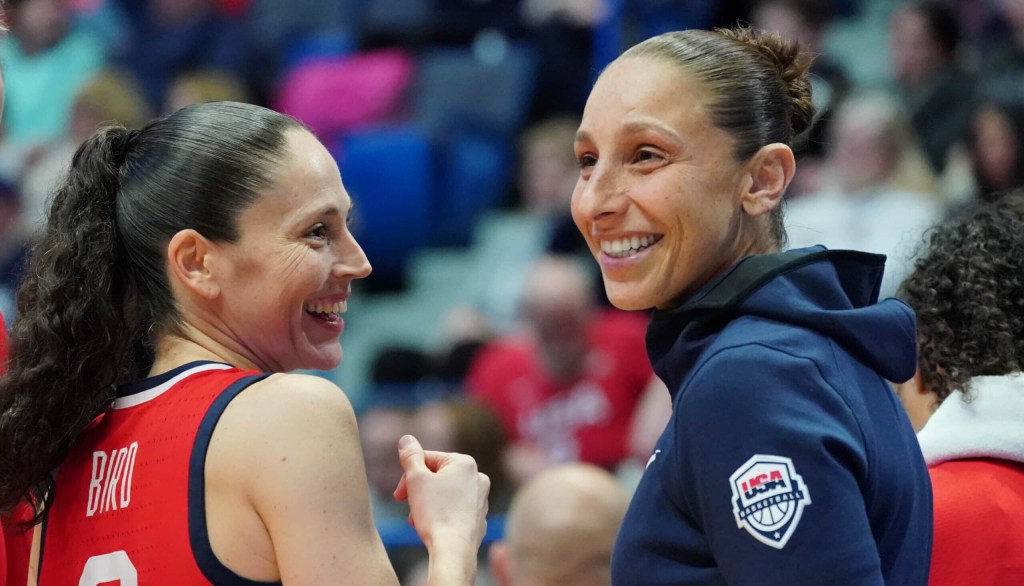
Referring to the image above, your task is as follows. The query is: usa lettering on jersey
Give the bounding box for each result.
[86,441,139,517]
[729,454,811,549]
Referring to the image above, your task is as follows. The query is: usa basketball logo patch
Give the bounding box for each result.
[729,454,811,549]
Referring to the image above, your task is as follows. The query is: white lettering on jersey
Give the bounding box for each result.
[519,381,612,462]
[86,441,139,517]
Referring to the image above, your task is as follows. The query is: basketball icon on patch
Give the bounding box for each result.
[729,454,811,549]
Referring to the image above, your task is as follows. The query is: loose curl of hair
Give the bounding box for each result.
[0,102,302,522]
[899,192,1024,404]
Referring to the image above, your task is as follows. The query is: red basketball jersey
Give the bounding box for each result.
[38,361,279,586]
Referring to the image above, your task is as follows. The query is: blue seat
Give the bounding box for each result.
[280,29,357,71]
[412,42,538,246]
[335,125,434,290]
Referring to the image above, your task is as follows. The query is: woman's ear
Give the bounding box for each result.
[893,368,939,433]
[741,143,796,217]
[489,541,512,586]
[166,229,220,300]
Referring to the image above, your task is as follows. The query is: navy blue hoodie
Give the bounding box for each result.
[611,247,932,585]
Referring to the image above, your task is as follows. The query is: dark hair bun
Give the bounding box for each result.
[720,27,816,140]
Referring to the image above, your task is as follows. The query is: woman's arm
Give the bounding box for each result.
[208,373,486,585]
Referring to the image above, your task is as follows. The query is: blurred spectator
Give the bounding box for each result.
[888,0,976,174]
[517,115,587,256]
[359,344,434,526]
[358,402,414,526]
[785,92,944,297]
[111,0,250,111]
[163,69,250,113]
[0,0,106,148]
[518,115,578,218]
[466,256,657,486]
[19,68,149,233]
[964,99,1024,202]
[977,0,1024,105]
[488,463,629,586]
[519,0,605,120]
[412,398,512,513]
[896,191,1024,586]
[750,0,851,196]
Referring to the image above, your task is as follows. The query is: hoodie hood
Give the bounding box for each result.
[647,247,918,394]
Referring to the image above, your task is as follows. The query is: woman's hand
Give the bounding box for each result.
[393,435,489,583]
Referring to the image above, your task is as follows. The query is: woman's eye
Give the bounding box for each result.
[306,224,328,240]
[635,149,662,163]
[577,154,597,169]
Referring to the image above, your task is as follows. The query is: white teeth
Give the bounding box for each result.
[599,235,660,258]
[305,301,348,315]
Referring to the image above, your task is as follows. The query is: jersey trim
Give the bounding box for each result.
[38,499,49,584]
[188,373,281,586]
[113,361,233,409]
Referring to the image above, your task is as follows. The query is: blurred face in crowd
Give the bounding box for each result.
[520,259,593,381]
[751,1,818,50]
[11,0,70,55]
[521,138,578,216]
[829,104,895,192]
[973,105,1021,191]
[888,6,946,85]
[996,0,1024,33]
[359,407,411,497]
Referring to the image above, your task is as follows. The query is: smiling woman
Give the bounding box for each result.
[0,101,489,585]
[571,29,933,585]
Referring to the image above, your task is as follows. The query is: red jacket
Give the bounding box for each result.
[929,459,1024,585]
[918,376,1024,586]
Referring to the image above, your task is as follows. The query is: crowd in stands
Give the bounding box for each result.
[4,0,1024,583]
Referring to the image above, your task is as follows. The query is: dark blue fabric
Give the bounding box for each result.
[612,247,932,585]
[188,373,280,586]
[115,360,229,398]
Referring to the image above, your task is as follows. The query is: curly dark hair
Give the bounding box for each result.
[898,191,1024,404]
[0,102,302,521]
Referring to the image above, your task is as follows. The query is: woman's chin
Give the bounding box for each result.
[604,283,658,312]
[300,346,343,372]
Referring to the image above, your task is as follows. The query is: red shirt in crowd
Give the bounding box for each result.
[467,309,652,469]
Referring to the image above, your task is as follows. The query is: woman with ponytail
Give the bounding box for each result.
[570,28,932,584]
[0,101,489,585]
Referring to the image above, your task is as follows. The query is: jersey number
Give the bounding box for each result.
[79,551,138,586]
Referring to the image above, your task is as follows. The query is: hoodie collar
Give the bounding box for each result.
[647,247,917,393]
[917,374,1024,466]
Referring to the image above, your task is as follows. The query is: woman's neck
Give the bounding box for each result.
[150,326,262,377]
